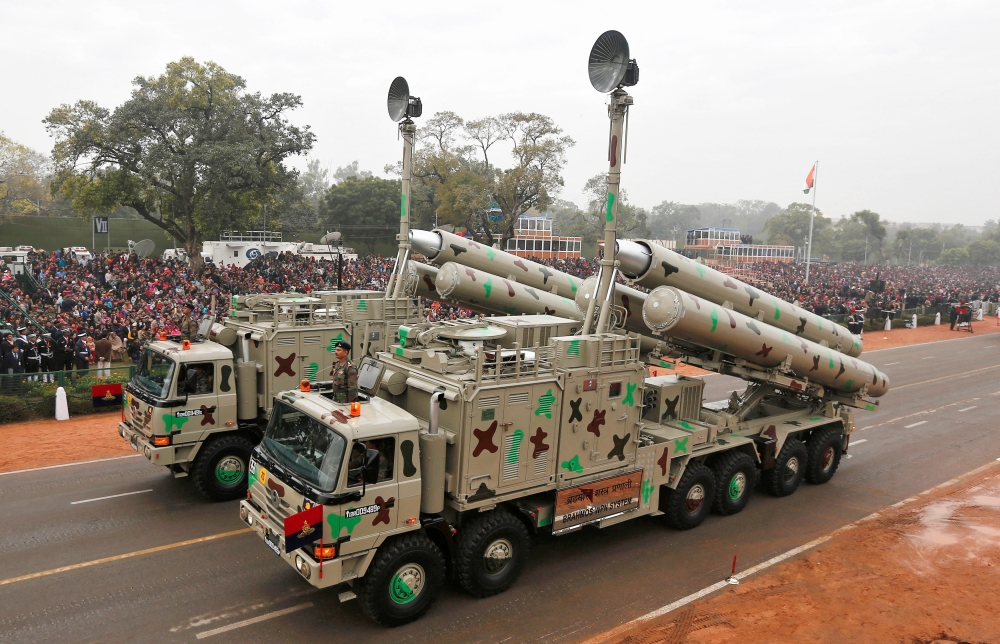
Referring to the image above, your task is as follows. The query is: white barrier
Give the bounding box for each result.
[55,387,69,420]
[934,312,941,325]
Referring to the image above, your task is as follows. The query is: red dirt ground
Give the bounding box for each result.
[584,462,1000,644]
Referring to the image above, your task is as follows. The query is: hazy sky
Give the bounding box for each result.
[2,0,997,225]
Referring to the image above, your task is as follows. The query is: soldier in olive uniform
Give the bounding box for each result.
[179,302,200,340]
[329,340,358,402]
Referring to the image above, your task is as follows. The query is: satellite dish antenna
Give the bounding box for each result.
[588,30,640,93]
[320,231,342,245]
[387,76,422,122]
[130,239,155,259]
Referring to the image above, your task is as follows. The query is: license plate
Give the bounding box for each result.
[130,435,139,452]
[264,530,281,556]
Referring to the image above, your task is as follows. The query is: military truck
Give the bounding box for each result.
[118,290,422,500]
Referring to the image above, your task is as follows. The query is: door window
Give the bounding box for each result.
[347,437,395,487]
[180,362,215,395]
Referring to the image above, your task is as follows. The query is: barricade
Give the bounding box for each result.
[0,364,134,424]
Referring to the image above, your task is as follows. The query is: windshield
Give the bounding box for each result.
[262,401,347,492]
[134,348,176,398]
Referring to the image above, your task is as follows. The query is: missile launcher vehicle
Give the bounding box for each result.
[239,32,890,627]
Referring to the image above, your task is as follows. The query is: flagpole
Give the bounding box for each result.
[804,160,819,285]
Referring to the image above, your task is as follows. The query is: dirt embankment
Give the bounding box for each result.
[0,412,131,473]
[585,463,1000,644]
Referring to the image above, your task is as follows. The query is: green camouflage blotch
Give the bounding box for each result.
[400,193,407,219]
[845,378,855,388]
[674,437,689,454]
[677,420,694,431]
[535,389,556,418]
[641,478,655,504]
[395,326,408,356]
[567,340,580,357]
[507,429,524,464]
[483,277,493,298]
[773,299,781,321]
[328,510,362,537]
[623,382,637,406]
[561,455,584,474]
[865,403,876,411]
[356,300,367,311]
[486,249,496,261]
[710,308,719,332]
[605,192,616,222]
[695,264,706,278]
[503,306,517,314]
[305,362,319,382]
[326,332,344,352]
[659,360,675,369]
[390,574,416,604]
[568,276,577,293]
[808,416,824,421]
[827,350,834,369]
[162,414,189,433]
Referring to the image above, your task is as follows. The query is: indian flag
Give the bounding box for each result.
[802,163,817,194]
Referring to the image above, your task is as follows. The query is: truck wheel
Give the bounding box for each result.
[711,451,755,515]
[355,532,445,627]
[763,437,807,497]
[662,463,716,530]
[806,428,843,485]
[454,508,531,597]
[191,435,253,502]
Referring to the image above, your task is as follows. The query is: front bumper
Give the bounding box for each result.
[118,421,179,465]
[239,499,347,589]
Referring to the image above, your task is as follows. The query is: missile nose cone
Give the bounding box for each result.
[435,263,459,297]
[409,229,443,259]
[642,286,684,331]
[616,240,653,278]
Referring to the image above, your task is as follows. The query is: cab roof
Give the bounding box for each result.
[281,390,419,441]
[146,339,234,362]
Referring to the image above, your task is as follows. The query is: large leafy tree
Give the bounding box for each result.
[318,175,401,252]
[571,173,648,242]
[890,226,943,264]
[764,202,833,257]
[648,201,702,247]
[44,57,314,270]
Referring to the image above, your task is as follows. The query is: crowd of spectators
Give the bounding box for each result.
[3,247,1000,376]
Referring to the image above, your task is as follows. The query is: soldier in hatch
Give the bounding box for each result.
[329,340,358,403]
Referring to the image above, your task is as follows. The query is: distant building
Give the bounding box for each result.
[505,214,582,260]
[685,226,793,264]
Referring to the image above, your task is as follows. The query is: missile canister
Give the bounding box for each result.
[574,275,651,338]
[435,261,581,319]
[408,261,439,299]
[642,285,888,396]
[616,240,863,357]
[410,228,583,298]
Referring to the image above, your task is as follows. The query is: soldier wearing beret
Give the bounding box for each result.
[179,302,200,340]
[329,340,358,403]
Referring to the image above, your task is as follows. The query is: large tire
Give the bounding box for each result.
[191,434,253,502]
[662,463,716,530]
[806,427,843,485]
[355,532,445,627]
[454,508,531,597]
[710,450,755,515]
[762,437,807,497]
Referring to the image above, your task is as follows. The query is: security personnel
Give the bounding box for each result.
[74,332,91,374]
[23,333,41,381]
[39,336,55,382]
[329,340,358,403]
[179,302,200,340]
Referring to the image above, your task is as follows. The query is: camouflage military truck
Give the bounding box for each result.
[119,290,421,501]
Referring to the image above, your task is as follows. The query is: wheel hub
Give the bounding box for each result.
[483,538,513,575]
[215,455,244,486]
[821,446,836,471]
[390,563,425,604]
[783,456,800,483]
[685,483,705,513]
[728,472,747,501]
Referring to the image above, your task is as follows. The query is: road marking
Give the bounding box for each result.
[0,454,141,477]
[580,460,1000,644]
[0,528,251,587]
[959,406,978,412]
[850,439,868,445]
[195,603,314,639]
[987,345,996,348]
[904,421,928,428]
[71,489,153,505]
[884,362,900,366]
[921,356,935,360]
[893,364,1000,390]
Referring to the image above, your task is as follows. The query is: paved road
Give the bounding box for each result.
[1,333,998,643]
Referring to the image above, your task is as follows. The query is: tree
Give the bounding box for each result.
[764,203,833,257]
[570,173,648,242]
[318,175,401,252]
[890,227,942,264]
[939,247,969,266]
[648,201,701,248]
[966,239,1000,266]
[45,57,315,271]
[0,132,64,221]
[331,160,372,184]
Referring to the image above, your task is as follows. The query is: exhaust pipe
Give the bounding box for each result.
[419,388,447,513]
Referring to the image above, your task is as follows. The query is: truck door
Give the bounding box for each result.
[269,334,301,394]
[216,360,237,429]
[334,436,399,557]
[174,362,220,442]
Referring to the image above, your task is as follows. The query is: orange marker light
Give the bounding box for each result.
[300,379,311,392]
[182,339,191,350]
[313,544,337,560]
[154,435,171,446]
[350,402,361,417]
[158,331,167,341]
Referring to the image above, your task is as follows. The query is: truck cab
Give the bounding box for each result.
[119,339,248,500]
[239,364,436,625]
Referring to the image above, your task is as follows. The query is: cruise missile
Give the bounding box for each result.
[408,261,439,299]
[643,285,888,396]
[435,262,582,320]
[410,228,583,298]
[616,240,863,357]
[574,275,652,338]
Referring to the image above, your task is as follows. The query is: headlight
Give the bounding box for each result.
[295,555,311,579]
[239,506,248,522]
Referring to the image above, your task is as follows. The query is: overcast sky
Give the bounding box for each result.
[2,0,997,225]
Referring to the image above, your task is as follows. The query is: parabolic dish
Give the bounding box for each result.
[588,30,630,92]
[387,76,410,122]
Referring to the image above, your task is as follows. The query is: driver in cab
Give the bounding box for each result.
[329,340,358,403]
